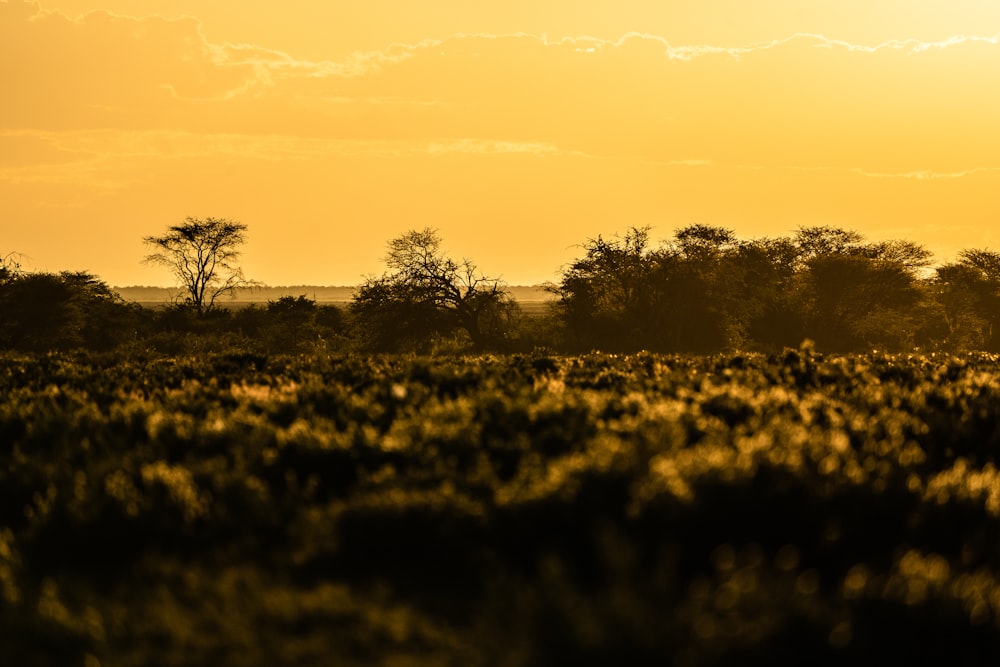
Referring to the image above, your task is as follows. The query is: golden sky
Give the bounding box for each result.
[3,0,1000,286]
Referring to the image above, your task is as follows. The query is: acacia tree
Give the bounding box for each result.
[791,227,933,351]
[554,225,750,352]
[931,249,1000,351]
[660,224,744,351]
[0,251,22,285]
[553,226,658,350]
[0,271,134,351]
[737,237,805,349]
[144,217,253,314]
[351,228,518,351]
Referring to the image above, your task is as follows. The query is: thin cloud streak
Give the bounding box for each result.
[0,129,577,162]
[12,2,1000,96]
[852,167,1000,180]
[6,1,1000,284]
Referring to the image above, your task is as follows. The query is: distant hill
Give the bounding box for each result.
[114,285,554,306]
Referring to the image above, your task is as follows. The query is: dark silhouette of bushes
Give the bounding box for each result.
[137,296,346,356]
[0,271,142,352]
[351,228,520,352]
[3,224,1000,354]
[550,225,975,354]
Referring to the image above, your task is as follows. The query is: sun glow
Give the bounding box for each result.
[3,0,1000,286]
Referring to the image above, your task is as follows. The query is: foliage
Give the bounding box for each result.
[553,225,941,354]
[144,217,255,314]
[351,228,519,351]
[0,271,139,352]
[6,350,1000,664]
[0,251,22,285]
[938,249,1000,352]
[552,226,658,351]
[236,296,346,354]
[554,225,784,352]
[123,297,347,357]
[5,224,1000,355]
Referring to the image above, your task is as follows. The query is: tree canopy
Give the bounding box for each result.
[350,228,519,351]
[1,251,22,285]
[144,217,253,314]
[0,271,135,351]
[4,222,1000,355]
[552,225,945,353]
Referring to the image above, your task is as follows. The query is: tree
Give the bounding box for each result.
[672,224,738,260]
[351,228,518,351]
[553,225,749,352]
[554,225,764,352]
[553,226,657,350]
[144,217,253,314]
[930,263,991,350]
[791,228,931,351]
[793,226,864,264]
[0,271,136,351]
[739,237,806,349]
[931,249,1000,351]
[661,224,743,351]
[0,251,22,285]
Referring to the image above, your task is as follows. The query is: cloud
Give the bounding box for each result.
[425,139,570,157]
[0,128,574,163]
[5,0,1000,176]
[0,2,271,125]
[851,167,1000,180]
[0,129,583,210]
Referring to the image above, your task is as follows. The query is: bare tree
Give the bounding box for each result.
[144,217,253,314]
[351,228,518,350]
[0,251,22,285]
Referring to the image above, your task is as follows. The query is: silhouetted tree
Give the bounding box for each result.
[0,251,22,285]
[928,263,990,350]
[555,225,778,351]
[252,295,345,353]
[930,249,1000,351]
[672,224,738,260]
[659,225,740,351]
[553,226,657,350]
[739,237,806,349]
[0,271,136,351]
[554,224,945,353]
[351,228,518,351]
[144,217,254,314]
[861,239,934,270]
[793,226,864,263]
[960,248,1000,282]
[794,228,931,351]
[554,225,759,352]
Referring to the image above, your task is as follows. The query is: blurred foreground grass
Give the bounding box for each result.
[3,349,1000,665]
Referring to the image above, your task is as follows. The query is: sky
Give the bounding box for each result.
[3,1,1000,287]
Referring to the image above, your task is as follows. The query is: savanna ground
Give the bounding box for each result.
[3,348,1000,666]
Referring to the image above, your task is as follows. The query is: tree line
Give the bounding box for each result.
[2,217,999,355]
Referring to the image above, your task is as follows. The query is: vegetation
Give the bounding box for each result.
[143,217,255,314]
[552,225,941,353]
[0,271,140,352]
[4,221,1000,354]
[351,228,520,352]
[6,221,1000,663]
[0,250,22,285]
[4,349,1000,665]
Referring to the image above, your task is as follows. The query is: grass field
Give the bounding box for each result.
[3,349,1000,665]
